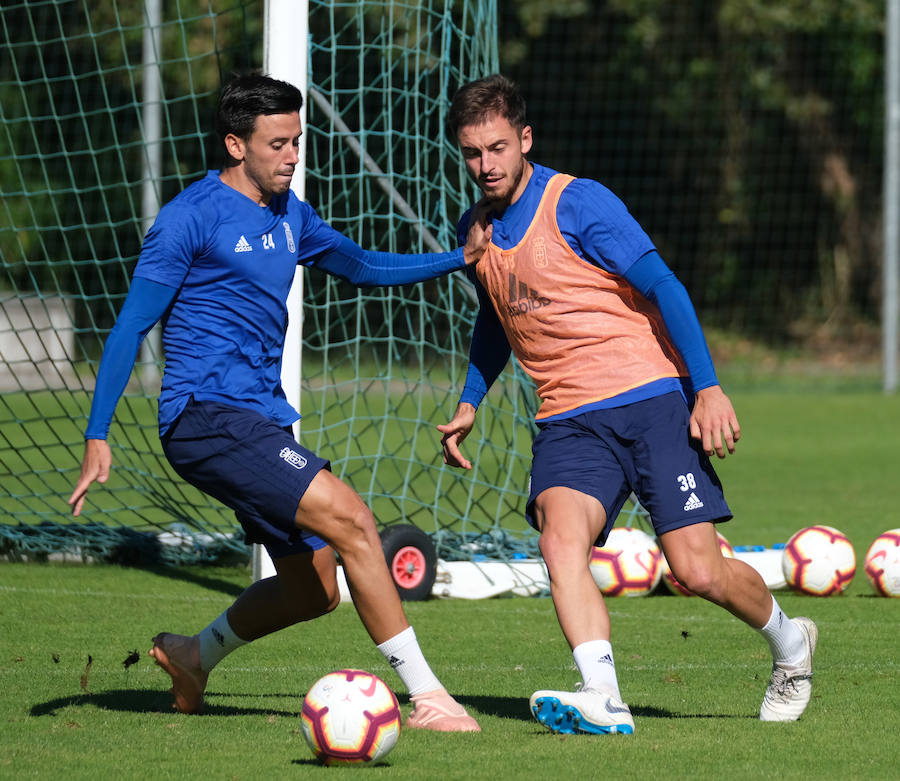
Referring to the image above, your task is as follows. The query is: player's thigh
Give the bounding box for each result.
[526,416,631,546]
[623,393,732,533]
[293,469,379,546]
[533,485,608,552]
[657,521,725,585]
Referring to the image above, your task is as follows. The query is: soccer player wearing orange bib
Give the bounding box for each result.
[439,75,817,733]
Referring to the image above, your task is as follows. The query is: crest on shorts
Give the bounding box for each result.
[279,446,307,469]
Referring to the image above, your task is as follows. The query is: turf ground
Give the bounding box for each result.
[2,388,900,778]
[1,563,898,779]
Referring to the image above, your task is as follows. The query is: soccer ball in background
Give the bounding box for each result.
[863,529,900,597]
[300,669,401,765]
[661,531,734,596]
[781,525,856,596]
[590,527,662,597]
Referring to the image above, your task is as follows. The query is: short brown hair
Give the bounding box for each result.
[447,74,527,137]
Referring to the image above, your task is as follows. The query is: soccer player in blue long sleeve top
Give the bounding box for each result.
[68,74,486,731]
[438,75,817,733]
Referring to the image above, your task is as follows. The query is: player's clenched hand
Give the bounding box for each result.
[462,199,493,266]
[436,402,477,469]
[68,438,112,516]
[689,385,741,459]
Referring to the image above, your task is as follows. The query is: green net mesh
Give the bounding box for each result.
[2,1,565,572]
[1,1,261,563]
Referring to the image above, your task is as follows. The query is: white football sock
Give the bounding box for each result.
[197,610,249,673]
[758,596,806,665]
[573,639,621,698]
[376,626,442,696]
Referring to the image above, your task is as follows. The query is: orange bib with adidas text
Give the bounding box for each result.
[475,173,687,420]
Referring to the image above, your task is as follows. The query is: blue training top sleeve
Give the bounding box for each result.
[458,272,511,409]
[311,234,466,286]
[623,251,718,393]
[453,211,510,408]
[556,178,655,275]
[84,277,178,439]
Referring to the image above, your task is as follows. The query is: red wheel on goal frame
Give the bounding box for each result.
[379,524,437,601]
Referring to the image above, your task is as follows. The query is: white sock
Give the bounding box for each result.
[197,610,248,673]
[376,626,442,697]
[573,639,621,698]
[757,596,805,665]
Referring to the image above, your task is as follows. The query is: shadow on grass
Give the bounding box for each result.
[131,564,246,598]
[290,758,398,769]
[451,693,529,721]
[453,694,749,722]
[30,690,751,724]
[30,688,300,718]
[631,704,752,719]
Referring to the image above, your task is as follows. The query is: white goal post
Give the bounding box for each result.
[255,0,309,581]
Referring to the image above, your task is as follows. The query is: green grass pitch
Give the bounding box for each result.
[2,389,900,777]
[1,564,898,779]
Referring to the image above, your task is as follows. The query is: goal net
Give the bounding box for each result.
[1,0,563,573]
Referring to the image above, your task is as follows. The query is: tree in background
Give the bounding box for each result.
[0,1,258,351]
[1,0,887,354]
[499,0,884,349]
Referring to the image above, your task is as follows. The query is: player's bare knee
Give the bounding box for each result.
[537,528,560,562]
[671,564,718,599]
[329,503,380,559]
[308,582,341,616]
[538,527,584,572]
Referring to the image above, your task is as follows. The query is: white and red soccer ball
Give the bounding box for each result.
[864,528,900,597]
[300,669,401,765]
[661,531,734,596]
[590,527,662,597]
[781,525,856,596]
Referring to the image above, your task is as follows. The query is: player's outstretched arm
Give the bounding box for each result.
[68,438,112,516]
[313,212,491,288]
[312,198,493,286]
[437,402,478,470]
[690,385,741,459]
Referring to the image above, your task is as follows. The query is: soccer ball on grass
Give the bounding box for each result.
[863,529,900,597]
[300,669,401,765]
[589,526,662,597]
[781,525,856,596]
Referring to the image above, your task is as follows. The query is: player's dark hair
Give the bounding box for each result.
[447,74,527,137]
[214,72,303,161]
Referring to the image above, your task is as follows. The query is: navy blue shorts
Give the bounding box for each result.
[526,392,731,546]
[162,398,329,558]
